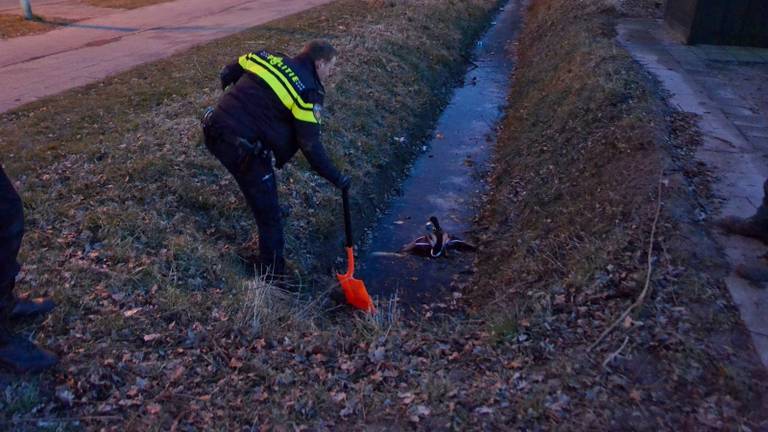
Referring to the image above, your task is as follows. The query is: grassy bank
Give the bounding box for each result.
[471,0,768,427]
[0,14,71,39]
[84,0,172,9]
[0,0,499,428]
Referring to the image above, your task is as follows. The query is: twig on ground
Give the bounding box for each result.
[748,329,768,339]
[602,336,629,368]
[589,174,664,352]
[370,251,406,258]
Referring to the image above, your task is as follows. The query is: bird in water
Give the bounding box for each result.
[398,216,477,257]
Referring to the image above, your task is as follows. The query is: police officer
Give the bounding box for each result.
[718,178,768,283]
[0,163,57,373]
[202,40,350,276]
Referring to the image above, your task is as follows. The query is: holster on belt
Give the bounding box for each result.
[201,107,267,174]
[235,137,265,173]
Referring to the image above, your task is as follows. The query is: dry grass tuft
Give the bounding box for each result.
[234,273,322,336]
[351,293,402,340]
[0,14,70,39]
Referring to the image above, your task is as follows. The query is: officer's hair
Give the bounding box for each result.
[297,40,337,63]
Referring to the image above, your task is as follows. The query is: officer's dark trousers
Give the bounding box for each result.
[203,123,285,274]
[755,178,768,225]
[0,165,23,307]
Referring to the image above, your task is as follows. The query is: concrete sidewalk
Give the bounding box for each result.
[618,19,768,368]
[0,0,333,113]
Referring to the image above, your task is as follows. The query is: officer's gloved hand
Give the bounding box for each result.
[219,68,228,91]
[336,175,351,191]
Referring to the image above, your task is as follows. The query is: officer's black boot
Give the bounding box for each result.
[735,260,768,286]
[236,236,261,266]
[10,295,56,321]
[718,215,768,244]
[257,256,296,292]
[717,179,768,244]
[0,279,56,321]
[253,256,287,280]
[0,282,58,374]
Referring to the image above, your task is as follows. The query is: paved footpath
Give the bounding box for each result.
[618,19,768,368]
[0,0,333,113]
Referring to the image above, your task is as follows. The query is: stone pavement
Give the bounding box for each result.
[0,0,334,113]
[618,19,768,368]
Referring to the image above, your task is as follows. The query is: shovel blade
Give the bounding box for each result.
[337,274,374,312]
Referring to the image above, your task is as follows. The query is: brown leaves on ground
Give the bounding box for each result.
[0,14,70,39]
[12,298,537,429]
[470,0,768,429]
[2,0,763,429]
[0,0,503,429]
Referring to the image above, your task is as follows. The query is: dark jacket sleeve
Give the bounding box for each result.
[220,60,244,90]
[294,90,343,187]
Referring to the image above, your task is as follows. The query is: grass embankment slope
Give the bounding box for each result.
[0,0,167,40]
[472,0,768,428]
[84,0,173,9]
[0,0,500,428]
[0,14,70,39]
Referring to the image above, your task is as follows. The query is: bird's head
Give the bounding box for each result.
[425,216,441,234]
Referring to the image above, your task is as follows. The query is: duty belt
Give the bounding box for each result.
[235,137,270,174]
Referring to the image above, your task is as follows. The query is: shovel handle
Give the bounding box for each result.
[342,188,353,248]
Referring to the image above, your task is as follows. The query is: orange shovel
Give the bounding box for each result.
[337,188,375,313]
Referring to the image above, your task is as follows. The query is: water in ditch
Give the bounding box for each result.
[356,0,524,312]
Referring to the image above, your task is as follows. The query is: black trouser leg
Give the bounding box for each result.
[754,178,768,225]
[0,165,58,373]
[204,125,285,274]
[233,155,284,274]
[0,165,23,311]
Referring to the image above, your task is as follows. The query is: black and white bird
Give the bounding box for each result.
[399,216,476,257]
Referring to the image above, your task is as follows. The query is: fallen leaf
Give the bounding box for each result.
[623,316,633,329]
[143,333,162,342]
[399,392,416,405]
[55,387,75,406]
[369,347,386,364]
[169,365,185,382]
[123,307,142,318]
[475,406,494,415]
[340,400,356,417]
[147,403,161,415]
